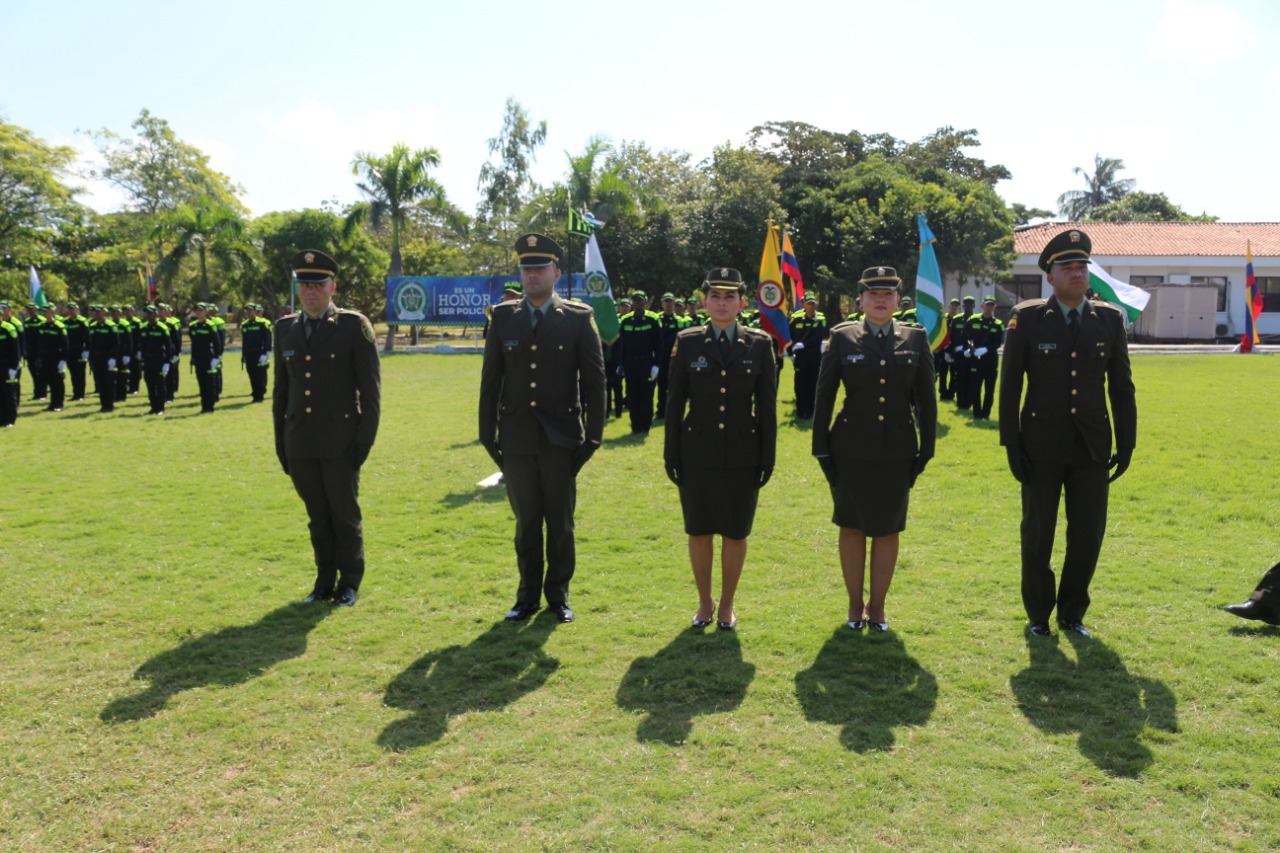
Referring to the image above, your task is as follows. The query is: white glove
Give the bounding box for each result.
[649,365,659,381]
[161,363,170,376]
[258,354,269,366]
[820,340,830,354]
[80,350,89,360]
[944,353,953,363]
[963,350,972,358]
[792,342,805,352]
[6,369,15,380]
[210,357,221,370]
[108,358,117,369]
[57,360,67,373]
[975,347,989,357]
[171,355,179,364]
[122,355,130,365]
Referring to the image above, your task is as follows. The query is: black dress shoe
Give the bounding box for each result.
[504,603,540,621]
[303,586,334,603]
[1058,621,1091,638]
[1223,600,1280,625]
[1028,621,1053,636]
[332,585,358,607]
[548,602,575,623]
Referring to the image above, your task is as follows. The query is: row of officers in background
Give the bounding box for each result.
[597,287,1006,435]
[0,299,274,426]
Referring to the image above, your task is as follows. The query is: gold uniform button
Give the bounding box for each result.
[878,415,885,421]
[719,405,725,412]
[1071,389,1078,396]
[880,359,887,366]
[531,363,537,369]
[304,389,311,396]
[879,378,886,384]
[558,345,564,351]
[1071,352,1078,358]
[530,382,537,388]
[305,372,311,378]
[305,355,312,361]
[879,397,885,403]
[531,344,538,352]
[305,406,312,413]
[721,370,727,377]
[720,387,726,394]
[718,423,725,429]
[1071,370,1077,377]
[1071,407,1077,414]
[530,401,537,408]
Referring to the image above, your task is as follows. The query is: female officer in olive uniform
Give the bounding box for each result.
[664,268,777,631]
[812,266,936,632]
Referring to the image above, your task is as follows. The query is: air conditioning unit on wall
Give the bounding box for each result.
[1215,323,1230,337]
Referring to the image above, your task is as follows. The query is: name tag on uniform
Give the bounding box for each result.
[690,356,710,372]
[503,339,520,347]
[741,359,754,368]
[844,354,864,364]
[1038,343,1057,351]
[283,349,295,357]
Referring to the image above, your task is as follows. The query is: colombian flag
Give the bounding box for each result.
[1242,241,1260,352]
[756,225,791,351]
[780,229,805,304]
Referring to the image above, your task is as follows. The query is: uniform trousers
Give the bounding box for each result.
[655,360,671,419]
[90,360,115,411]
[143,363,167,412]
[128,356,142,393]
[38,361,65,408]
[953,357,975,409]
[114,360,130,402]
[31,360,47,400]
[166,358,179,402]
[503,430,576,608]
[194,361,218,411]
[793,352,821,419]
[68,358,87,399]
[0,377,15,425]
[935,351,953,400]
[623,363,654,432]
[1020,436,1109,625]
[289,457,365,592]
[246,361,269,402]
[972,356,998,419]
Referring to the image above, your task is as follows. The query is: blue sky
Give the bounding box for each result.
[2,0,1276,224]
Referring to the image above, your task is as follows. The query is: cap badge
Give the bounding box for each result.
[304,252,315,263]
[527,236,538,247]
[1069,232,1081,243]
[877,267,886,276]
[720,268,728,278]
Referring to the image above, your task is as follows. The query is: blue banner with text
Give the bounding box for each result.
[386,275,585,325]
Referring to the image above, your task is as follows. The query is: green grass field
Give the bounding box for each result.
[2,354,1278,852]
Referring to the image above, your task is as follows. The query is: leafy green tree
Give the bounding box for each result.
[347,143,452,278]
[1011,203,1055,226]
[475,97,547,269]
[1057,154,1136,220]
[152,196,254,303]
[86,109,245,217]
[1086,191,1217,223]
[251,208,388,318]
[0,117,82,261]
[683,145,785,282]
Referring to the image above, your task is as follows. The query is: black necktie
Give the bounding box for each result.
[717,331,730,359]
[1067,309,1079,343]
[304,316,314,341]
[531,308,542,334]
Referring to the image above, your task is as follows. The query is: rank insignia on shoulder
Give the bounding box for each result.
[361,318,376,342]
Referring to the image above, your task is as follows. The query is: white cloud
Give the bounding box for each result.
[1150,0,1258,64]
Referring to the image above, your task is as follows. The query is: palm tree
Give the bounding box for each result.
[347,143,452,277]
[527,136,644,244]
[152,196,254,303]
[1057,154,1136,220]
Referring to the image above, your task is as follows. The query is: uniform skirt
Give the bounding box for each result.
[830,455,912,537]
[678,465,760,540]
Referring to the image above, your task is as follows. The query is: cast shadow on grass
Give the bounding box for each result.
[794,627,937,752]
[100,602,332,723]
[615,627,755,744]
[378,615,560,751]
[437,484,509,508]
[1010,634,1178,778]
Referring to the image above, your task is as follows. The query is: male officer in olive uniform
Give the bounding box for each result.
[240,303,273,403]
[969,296,1004,420]
[85,304,121,412]
[1000,228,1136,639]
[62,302,90,401]
[479,233,607,623]
[275,249,381,607]
[788,295,828,420]
[617,290,662,434]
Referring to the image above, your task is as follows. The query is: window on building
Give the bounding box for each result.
[1130,275,1164,287]
[1191,276,1229,311]
[1003,275,1042,304]
[1257,277,1280,312]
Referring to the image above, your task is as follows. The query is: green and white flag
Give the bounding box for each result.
[29,265,49,308]
[1088,261,1150,322]
[584,234,620,345]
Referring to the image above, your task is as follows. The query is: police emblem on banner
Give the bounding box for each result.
[393,279,428,322]
[585,271,611,297]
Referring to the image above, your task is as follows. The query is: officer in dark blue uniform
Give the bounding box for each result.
[936,298,961,400]
[62,303,90,401]
[85,304,121,412]
[188,304,223,413]
[788,295,828,420]
[951,295,977,409]
[34,304,68,412]
[655,292,690,419]
[617,290,662,434]
[968,296,1004,420]
[137,304,175,415]
[240,303,273,403]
